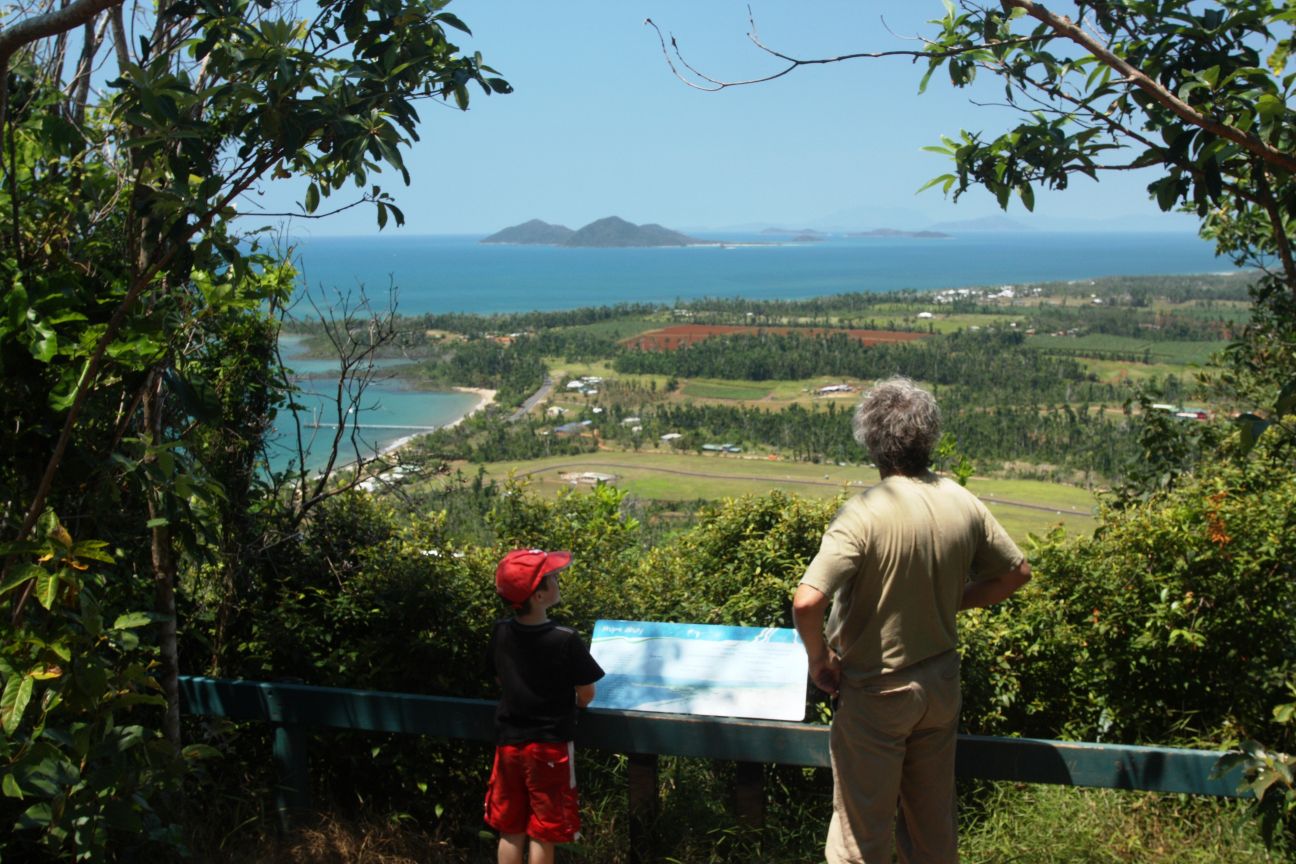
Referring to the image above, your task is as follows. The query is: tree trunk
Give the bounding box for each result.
[142,374,181,749]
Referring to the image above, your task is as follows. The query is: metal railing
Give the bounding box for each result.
[178,675,1245,861]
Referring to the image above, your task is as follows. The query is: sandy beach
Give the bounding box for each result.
[377,386,497,458]
[446,387,497,429]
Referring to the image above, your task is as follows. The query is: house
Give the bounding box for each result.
[816,384,854,396]
[554,420,593,436]
[659,432,683,442]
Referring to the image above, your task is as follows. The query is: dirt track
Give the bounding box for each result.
[516,460,1083,514]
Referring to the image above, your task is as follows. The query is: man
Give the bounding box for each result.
[793,377,1031,864]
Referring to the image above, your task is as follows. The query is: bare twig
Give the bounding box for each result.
[643,11,1044,92]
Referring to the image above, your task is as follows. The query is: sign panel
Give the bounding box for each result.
[589,619,808,721]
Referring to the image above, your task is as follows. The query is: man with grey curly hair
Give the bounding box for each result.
[793,376,1031,864]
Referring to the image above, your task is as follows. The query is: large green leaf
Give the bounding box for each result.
[0,562,43,599]
[112,611,155,630]
[1,675,34,735]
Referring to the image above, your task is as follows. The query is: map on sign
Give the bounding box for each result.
[588,620,808,721]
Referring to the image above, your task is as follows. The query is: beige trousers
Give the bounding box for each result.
[825,649,961,864]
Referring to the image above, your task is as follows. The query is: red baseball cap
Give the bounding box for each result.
[495,549,573,607]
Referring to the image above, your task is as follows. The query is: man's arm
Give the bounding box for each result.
[792,583,841,696]
[960,559,1032,610]
[575,682,596,708]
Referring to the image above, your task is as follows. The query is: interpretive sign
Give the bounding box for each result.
[588,619,808,721]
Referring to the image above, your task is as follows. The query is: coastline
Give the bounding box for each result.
[446,387,497,429]
[377,386,497,458]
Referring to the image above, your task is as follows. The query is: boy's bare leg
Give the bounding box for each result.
[498,833,526,864]
[528,837,556,864]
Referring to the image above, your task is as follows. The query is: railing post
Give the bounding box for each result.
[627,752,658,864]
[272,723,310,830]
[733,760,765,830]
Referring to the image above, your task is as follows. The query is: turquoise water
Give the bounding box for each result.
[269,335,479,473]
[283,231,1237,315]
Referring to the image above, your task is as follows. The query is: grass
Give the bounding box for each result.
[1028,334,1228,364]
[960,783,1280,863]
[556,315,669,341]
[681,380,772,400]
[476,450,1098,541]
[1080,356,1213,385]
[199,778,1281,863]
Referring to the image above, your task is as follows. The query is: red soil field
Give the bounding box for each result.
[623,324,926,351]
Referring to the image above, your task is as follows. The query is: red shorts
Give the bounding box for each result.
[484,741,581,843]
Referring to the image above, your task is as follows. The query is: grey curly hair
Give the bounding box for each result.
[852,377,941,476]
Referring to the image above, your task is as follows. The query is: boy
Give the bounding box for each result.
[485,549,605,864]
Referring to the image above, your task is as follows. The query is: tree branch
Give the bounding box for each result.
[643,11,1044,92]
[1002,0,1296,175]
[0,0,123,74]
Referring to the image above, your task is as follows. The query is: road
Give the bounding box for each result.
[510,375,554,422]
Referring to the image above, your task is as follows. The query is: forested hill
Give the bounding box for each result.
[482,215,702,247]
[479,218,575,244]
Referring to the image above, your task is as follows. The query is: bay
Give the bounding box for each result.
[269,335,479,473]
[282,231,1238,315]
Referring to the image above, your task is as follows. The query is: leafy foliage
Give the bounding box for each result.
[1,0,507,855]
[0,513,182,861]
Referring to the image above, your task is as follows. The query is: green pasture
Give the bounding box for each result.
[558,315,668,341]
[476,450,1097,542]
[681,379,774,400]
[1079,356,1212,385]
[1028,334,1227,365]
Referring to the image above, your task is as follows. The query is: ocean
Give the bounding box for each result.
[281,231,1237,315]
[271,231,1239,472]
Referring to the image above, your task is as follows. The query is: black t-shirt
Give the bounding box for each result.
[488,618,605,744]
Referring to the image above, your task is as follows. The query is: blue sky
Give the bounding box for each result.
[246,1,1202,236]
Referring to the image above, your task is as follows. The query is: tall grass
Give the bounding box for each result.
[959,783,1281,864]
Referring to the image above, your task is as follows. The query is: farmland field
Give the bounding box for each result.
[623,324,927,350]
[1027,334,1227,364]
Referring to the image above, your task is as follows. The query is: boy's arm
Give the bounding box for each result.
[574,682,596,708]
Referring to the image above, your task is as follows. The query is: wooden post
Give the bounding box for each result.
[627,753,658,864]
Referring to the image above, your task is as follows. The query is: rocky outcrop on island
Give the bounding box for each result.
[481,216,701,247]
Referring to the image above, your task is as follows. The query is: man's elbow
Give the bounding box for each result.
[792,583,828,619]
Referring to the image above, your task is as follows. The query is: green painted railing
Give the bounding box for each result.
[178,675,1245,860]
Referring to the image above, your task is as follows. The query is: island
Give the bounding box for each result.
[482,216,703,247]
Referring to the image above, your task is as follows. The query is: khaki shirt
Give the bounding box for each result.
[800,473,1023,679]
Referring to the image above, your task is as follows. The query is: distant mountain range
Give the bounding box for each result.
[848,228,950,239]
[482,216,701,247]
[923,214,1030,233]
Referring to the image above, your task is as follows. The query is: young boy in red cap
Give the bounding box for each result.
[485,549,605,864]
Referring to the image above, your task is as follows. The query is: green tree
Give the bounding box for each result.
[0,0,507,855]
